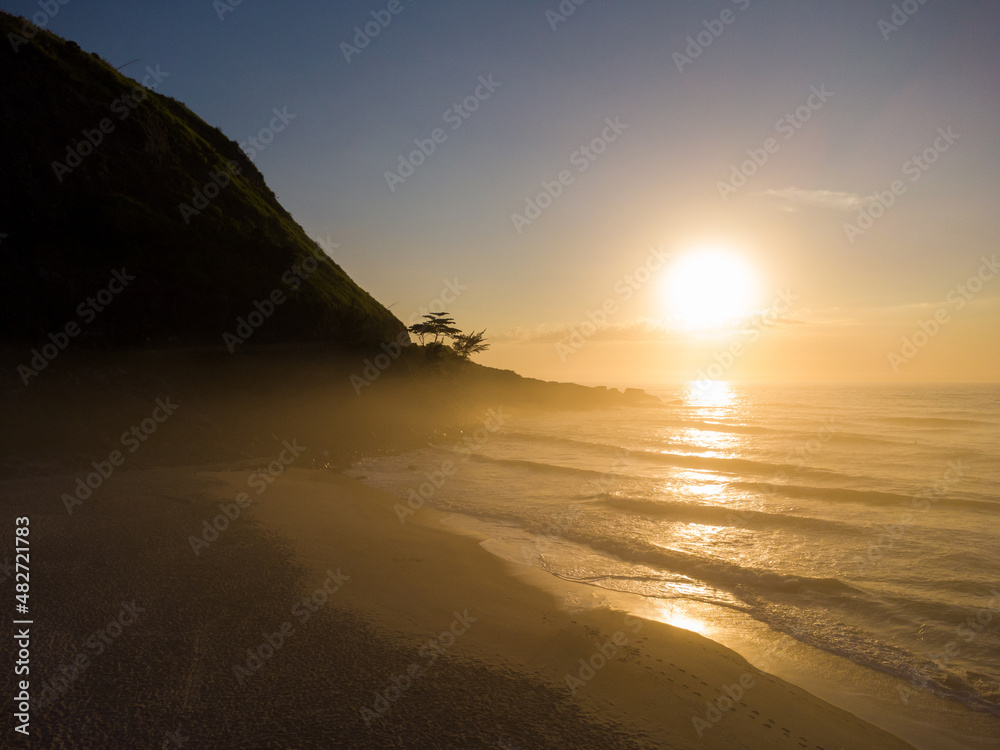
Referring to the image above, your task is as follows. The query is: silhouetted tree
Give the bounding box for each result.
[407,312,461,345]
[452,329,490,360]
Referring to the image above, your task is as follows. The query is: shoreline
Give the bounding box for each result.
[245,466,918,749]
[2,354,987,747]
[441,513,1000,750]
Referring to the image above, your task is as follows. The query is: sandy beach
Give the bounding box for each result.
[0,460,919,749]
[0,353,921,747]
[248,466,921,750]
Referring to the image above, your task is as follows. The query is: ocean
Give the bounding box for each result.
[347,383,1000,749]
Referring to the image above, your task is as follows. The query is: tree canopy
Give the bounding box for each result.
[406,313,489,360]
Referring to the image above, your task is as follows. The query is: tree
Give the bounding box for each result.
[407,320,431,345]
[452,329,490,360]
[407,312,461,345]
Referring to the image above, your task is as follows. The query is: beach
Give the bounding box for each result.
[249,466,922,749]
[0,461,918,749]
[0,352,933,747]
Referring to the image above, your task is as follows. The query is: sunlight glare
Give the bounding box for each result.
[664,247,760,331]
[686,379,734,409]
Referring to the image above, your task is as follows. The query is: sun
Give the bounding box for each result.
[662,247,760,330]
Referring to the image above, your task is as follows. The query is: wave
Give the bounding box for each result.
[467,449,855,484]
[553,526,866,602]
[465,453,610,478]
[626,449,852,480]
[500,431,707,457]
[874,416,996,428]
[732,481,998,512]
[554,524,1000,716]
[828,430,926,447]
[753,605,1000,717]
[650,419,780,435]
[600,495,859,534]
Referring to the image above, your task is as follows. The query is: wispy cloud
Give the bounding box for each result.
[494,313,800,344]
[493,318,678,344]
[757,187,874,212]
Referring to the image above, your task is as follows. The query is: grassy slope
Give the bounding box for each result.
[0,11,404,348]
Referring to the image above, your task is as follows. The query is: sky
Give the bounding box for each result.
[7,0,999,385]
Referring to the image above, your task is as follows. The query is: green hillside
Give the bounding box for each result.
[0,11,406,349]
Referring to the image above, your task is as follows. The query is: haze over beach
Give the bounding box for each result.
[0,1,998,749]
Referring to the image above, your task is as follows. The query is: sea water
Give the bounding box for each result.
[348,383,1000,749]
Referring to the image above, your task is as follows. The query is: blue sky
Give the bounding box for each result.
[6,0,999,381]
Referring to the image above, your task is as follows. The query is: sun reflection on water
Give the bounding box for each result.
[656,604,712,638]
[685,380,734,411]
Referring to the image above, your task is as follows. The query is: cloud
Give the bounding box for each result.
[493,318,677,344]
[757,187,874,212]
[493,313,800,344]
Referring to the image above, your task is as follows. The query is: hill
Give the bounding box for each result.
[0,11,405,349]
